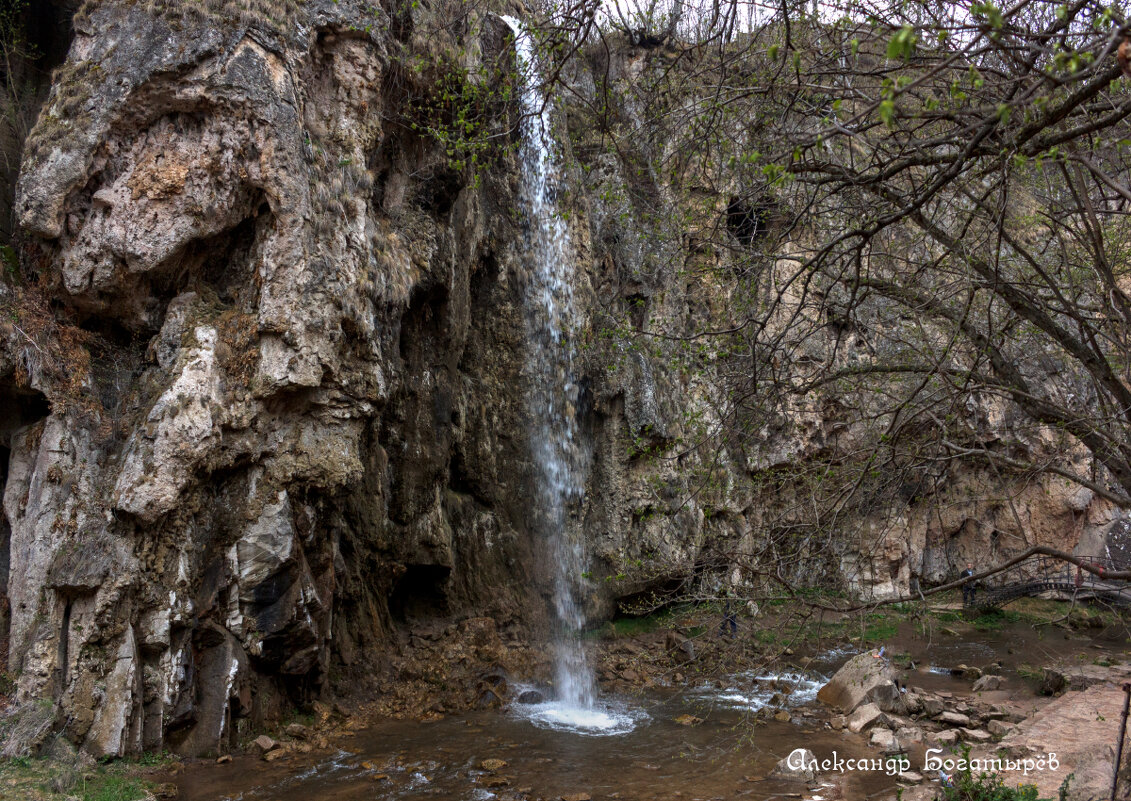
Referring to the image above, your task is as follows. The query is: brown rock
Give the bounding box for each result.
[312,700,333,725]
[817,652,896,713]
[285,723,310,740]
[253,735,277,753]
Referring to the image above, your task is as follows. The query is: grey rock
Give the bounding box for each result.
[517,689,545,704]
[960,728,992,743]
[930,729,959,745]
[253,735,277,753]
[769,749,818,781]
[987,719,1012,736]
[866,680,909,714]
[847,703,883,733]
[895,726,924,744]
[938,711,971,727]
[870,727,896,749]
[972,674,1004,692]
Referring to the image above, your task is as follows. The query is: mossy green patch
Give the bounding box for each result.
[0,754,165,801]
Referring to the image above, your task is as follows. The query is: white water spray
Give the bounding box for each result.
[502,15,639,735]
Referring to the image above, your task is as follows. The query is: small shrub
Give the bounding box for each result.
[938,767,1046,801]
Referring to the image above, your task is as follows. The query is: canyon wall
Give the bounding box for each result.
[0,0,1125,758]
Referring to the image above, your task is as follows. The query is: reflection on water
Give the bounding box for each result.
[172,619,1129,801]
[174,680,890,801]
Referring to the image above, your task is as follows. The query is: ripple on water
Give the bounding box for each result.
[695,670,825,711]
[510,697,647,736]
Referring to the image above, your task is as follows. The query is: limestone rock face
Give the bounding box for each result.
[0,0,1122,760]
[975,683,1129,800]
[0,0,783,758]
[2,0,547,758]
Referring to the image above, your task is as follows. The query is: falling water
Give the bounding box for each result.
[502,16,640,735]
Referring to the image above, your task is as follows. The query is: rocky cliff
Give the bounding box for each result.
[0,0,1125,760]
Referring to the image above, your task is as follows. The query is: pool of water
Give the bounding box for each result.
[170,619,1128,801]
[172,678,888,801]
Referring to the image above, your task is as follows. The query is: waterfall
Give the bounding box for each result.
[501,14,596,713]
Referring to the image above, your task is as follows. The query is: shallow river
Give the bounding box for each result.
[172,620,1128,801]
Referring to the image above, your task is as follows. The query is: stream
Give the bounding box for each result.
[170,618,1129,801]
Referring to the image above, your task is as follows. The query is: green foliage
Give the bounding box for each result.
[81,776,148,801]
[0,755,154,801]
[402,50,515,182]
[607,612,669,637]
[938,768,1046,801]
[886,25,917,60]
[970,609,1020,632]
[935,753,1072,801]
[860,614,898,642]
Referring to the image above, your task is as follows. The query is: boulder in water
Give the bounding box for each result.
[769,748,818,781]
[516,689,544,704]
[972,674,1004,692]
[817,651,896,712]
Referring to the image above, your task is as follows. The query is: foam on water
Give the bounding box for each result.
[512,697,646,736]
[694,670,825,711]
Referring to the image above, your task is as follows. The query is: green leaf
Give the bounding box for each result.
[878,99,896,127]
[886,26,917,61]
